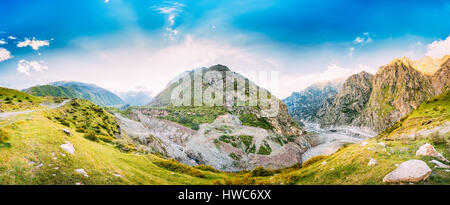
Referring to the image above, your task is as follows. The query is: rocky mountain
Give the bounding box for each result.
[316,72,373,128]
[316,55,450,133]
[120,64,311,171]
[118,91,154,106]
[283,79,343,122]
[25,81,125,107]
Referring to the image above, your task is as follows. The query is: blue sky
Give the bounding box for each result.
[0,0,449,98]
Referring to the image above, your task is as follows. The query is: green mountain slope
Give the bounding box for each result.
[24,85,82,99]
[0,89,225,184]
[25,82,125,106]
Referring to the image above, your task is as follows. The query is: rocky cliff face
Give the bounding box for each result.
[283,80,342,122]
[315,55,449,133]
[357,57,436,132]
[316,72,373,127]
[431,56,450,94]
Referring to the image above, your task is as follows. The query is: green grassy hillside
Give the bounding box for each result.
[24,85,82,99]
[0,87,45,112]
[0,98,225,185]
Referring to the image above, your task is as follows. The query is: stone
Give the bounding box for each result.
[368,158,377,166]
[113,173,123,178]
[360,142,368,147]
[430,160,450,169]
[62,128,71,136]
[60,141,75,155]
[321,161,327,165]
[415,143,449,163]
[75,169,89,178]
[383,160,432,183]
[378,142,386,147]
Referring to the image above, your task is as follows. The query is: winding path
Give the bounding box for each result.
[0,99,71,119]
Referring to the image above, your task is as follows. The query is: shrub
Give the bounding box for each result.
[213,175,256,185]
[153,159,205,178]
[84,131,99,142]
[194,164,221,173]
[257,141,272,155]
[431,132,447,145]
[302,155,327,168]
[251,166,274,177]
[0,128,9,143]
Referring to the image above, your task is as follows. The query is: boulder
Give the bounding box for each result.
[383,160,431,183]
[62,128,71,136]
[430,160,450,169]
[75,169,89,178]
[368,158,377,166]
[60,141,75,155]
[415,143,449,163]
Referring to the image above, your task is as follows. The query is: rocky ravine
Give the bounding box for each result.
[116,111,311,171]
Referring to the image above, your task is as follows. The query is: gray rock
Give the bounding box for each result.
[368,158,377,166]
[60,141,75,155]
[75,169,89,178]
[430,160,450,169]
[415,143,449,163]
[383,160,431,183]
[62,128,71,136]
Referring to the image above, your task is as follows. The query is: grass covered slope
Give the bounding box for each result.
[379,90,450,140]
[0,99,225,185]
[0,87,44,112]
[24,85,82,99]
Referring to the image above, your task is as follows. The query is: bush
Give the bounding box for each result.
[153,159,205,178]
[431,133,447,145]
[213,175,256,185]
[302,155,327,168]
[251,166,274,177]
[194,164,221,173]
[257,141,272,155]
[0,128,9,143]
[84,131,99,142]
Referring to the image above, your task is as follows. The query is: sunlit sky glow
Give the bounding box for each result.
[0,0,449,98]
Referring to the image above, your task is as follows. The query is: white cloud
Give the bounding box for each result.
[0,39,6,45]
[153,2,185,36]
[17,60,48,75]
[426,35,450,58]
[17,38,50,50]
[8,36,16,40]
[353,32,373,45]
[0,48,13,62]
[104,0,110,3]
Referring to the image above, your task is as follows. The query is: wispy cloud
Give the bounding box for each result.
[426,35,450,58]
[104,0,110,3]
[0,39,6,45]
[0,48,13,62]
[353,32,373,45]
[153,1,185,37]
[17,60,48,75]
[8,36,16,40]
[17,37,50,50]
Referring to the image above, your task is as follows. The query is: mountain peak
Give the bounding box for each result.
[205,64,231,72]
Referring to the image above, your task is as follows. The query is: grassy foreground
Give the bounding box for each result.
[0,88,448,185]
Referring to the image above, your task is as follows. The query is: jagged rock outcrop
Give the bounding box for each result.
[315,55,449,133]
[431,55,450,93]
[316,72,373,127]
[283,80,343,122]
[358,57,436,132]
